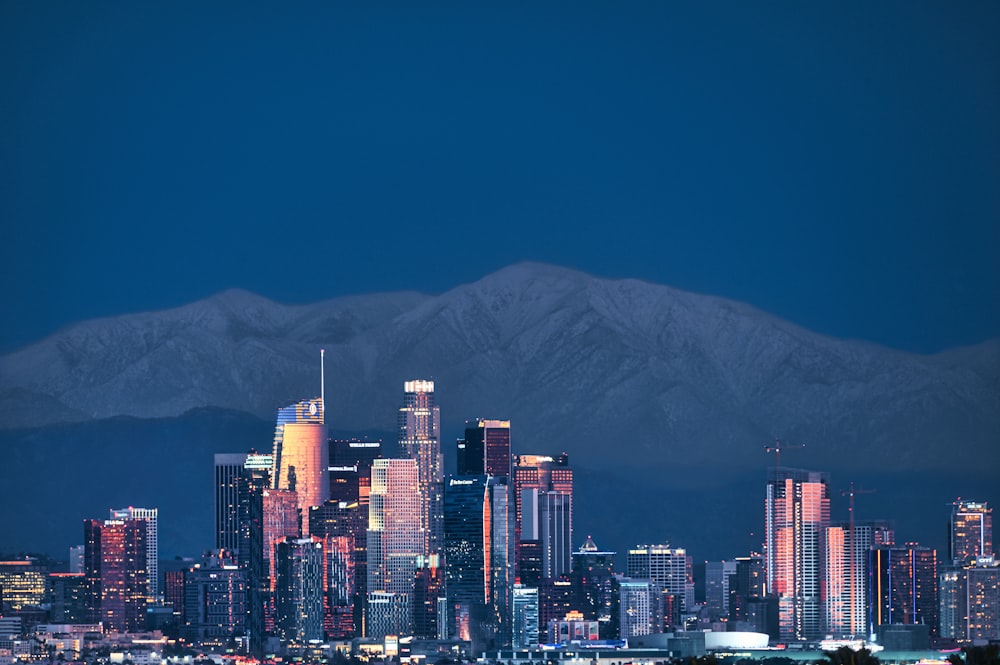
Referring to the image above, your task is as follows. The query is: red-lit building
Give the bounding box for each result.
[84,518,148,633]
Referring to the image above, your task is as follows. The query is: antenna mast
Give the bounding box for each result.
[320,348,326,424]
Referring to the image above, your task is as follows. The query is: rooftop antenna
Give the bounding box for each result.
[320,348,326,424]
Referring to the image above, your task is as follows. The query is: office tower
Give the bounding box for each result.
[263,488,300,572]
[273,536,326,644]
[329,438,383,503]
[728,554,775,636]
[950,500,993,564]
[235,463,268,658]
[309,500,363,637]
[825,520,890,637]
[617,577,662,638]
[513,585,540,649]
[110,507,158,600]
[0,559,47,612]
[868,544,937,636]
[48,572,88,623]
[457,419,511,478]
[940,556,1000,642]
[413,557,443,640]
[164,569,185,624]
[538,577,574,637]
[571,537,618,639]
[765,468,830,640]
[398,380,444,557]
[271,398,329,533]
[215,453,249,552]
[181,551,248,643]
[84,518,148,632]
[705,561,738,619]
[627,545,694,613]
[443,475,515,651]
[522,490,572,580]
[514,454,573,582]
[366,458,422,637]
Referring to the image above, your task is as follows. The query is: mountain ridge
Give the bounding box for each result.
[1,263,997,476]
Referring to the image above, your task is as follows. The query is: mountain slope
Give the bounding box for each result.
[1,263,997,474]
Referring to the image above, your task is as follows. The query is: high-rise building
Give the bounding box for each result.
[627,545,693,613]
[271,398,329,534]
[457,419,511,478]
[48,572,88,623]
[868,544,937,636]
[273,536,326,644]
[825,520,892,637]
[110,507,158,600]
[571,537,618,639]
[181,550,248,643]
[765,468,830,640]
[413,556,444,640]
[513,454,572,582]
[705,561,738,620]
[84,518,148,632]
[512,584,540,649]
[215,453,250,553]
[263,488,300,592]
[309,500,362,638]
[728,554,777,638]
[329,439,383,503]
[443,475,515,651]
[522,490,572,580]
[940,556,1000,642]
[616,577,661,638]
[398,380,444,557]
[950,500,993,564]
[0,559,47,613]
[234,463,268,658]
[366,458,422,637]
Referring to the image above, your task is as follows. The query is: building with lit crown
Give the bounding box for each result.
[457,419,511,478]
[271,398,329,535]
[398,380,444,557]
[950,500,993,564]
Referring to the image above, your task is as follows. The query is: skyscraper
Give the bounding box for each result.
[215,453,248,553]
[457,419,511,478]
[868,544,937,636]
[765,468,830,640]
[271,397,329,534]
[84,518,148,632]
[521,490,573,580]
[825,520,893,636]
[939,556,1000,642]
[443,474,515,651]
[513,454,573,582]
[398,380,443,557]
[181,550,248,643]
[950,500,993,564]
[627,545,694,614]
[273,536,326,644]
[110,507,158,600]
[366,457,423,637]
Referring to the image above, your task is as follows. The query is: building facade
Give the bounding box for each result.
[398,380,444,558]
[765,468,830,640]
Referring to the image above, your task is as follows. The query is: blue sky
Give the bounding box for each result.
[1,1,997,354]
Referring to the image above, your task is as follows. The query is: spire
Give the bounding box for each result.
[580,535,599,552]
[320,348,325,424]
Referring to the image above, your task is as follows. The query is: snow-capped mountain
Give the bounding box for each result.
[2,262,997,474]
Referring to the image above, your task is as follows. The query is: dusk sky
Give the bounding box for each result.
[1,1,998,355]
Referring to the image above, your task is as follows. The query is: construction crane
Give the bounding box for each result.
[764,439,804,469]
[841,482,876,636]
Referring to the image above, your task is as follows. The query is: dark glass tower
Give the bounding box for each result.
[457,419,511,478]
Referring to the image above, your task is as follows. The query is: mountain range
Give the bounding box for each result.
[1,263,997,559]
